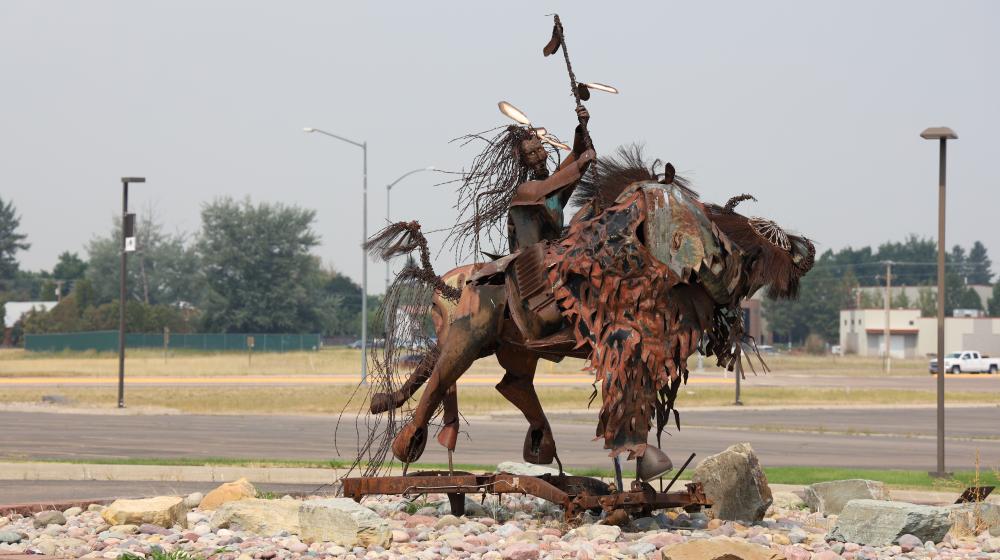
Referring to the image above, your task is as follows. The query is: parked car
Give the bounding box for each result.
[758,345,778,355]
[928,351,1000,374]
[347,338,386,349]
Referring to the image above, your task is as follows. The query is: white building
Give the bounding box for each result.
[840,308,1000,358]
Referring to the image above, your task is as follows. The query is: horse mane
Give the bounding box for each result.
[704,200,811,299]
[571,144,697,211]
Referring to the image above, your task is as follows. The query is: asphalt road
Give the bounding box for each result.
[1,406,996,473]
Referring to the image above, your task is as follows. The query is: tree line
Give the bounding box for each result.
[3,195,999,348]
[0,195,378,344]
[764,234,999,345]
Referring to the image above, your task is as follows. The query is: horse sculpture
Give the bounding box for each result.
[360,147,815,482]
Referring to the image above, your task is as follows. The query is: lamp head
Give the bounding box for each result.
[303,127,316,133]
[920,127,957,140]
[121,177,146,184]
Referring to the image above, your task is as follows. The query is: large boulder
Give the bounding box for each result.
[299,498,390,547]
[101,496,187,528]
[496,461,562,476]
[948,502,1000,537]
[210,498,301,536]
[828,499,953,545]
[691,442,772,522]
[199,477,257,510]
[803,479,889,515]
[661,537,785,560]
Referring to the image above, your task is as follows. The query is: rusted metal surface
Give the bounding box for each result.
[350,15,815,483]
[341,472,710,521]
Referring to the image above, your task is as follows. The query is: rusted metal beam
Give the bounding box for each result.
[341,472,711,521]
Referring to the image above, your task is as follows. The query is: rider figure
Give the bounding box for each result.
[506,105,596,252]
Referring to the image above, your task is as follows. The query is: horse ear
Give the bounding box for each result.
[543,25,561,56]
[661,162,676,184]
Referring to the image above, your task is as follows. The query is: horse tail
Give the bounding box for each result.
[369,343,439,414]
[366,221,461,302]
[365,222,457,416]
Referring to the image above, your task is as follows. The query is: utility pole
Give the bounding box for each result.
[884,261,892,373]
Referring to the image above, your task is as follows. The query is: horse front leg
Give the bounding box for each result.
[391,284,506,464]
[495,344,560,466]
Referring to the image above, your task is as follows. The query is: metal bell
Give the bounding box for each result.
[636,445,674,481]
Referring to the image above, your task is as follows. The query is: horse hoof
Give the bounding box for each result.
[392,423,427,463]
[522,426,556,465]
[437,421,459,451]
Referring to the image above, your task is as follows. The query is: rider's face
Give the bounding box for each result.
[519,137,548,172]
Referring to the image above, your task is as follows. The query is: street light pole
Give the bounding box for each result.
[385,167,436,291]
[118,177,145,409]
[304,127,369,385]
[921,126,957,478]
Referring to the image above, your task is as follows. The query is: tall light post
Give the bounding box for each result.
[304,127,369,385]
[385,166,436,290]
[118,176,145,409]
[920,126,957,477]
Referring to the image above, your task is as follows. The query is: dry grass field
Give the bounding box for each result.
[1,384,997,415]
[0,347,930,377]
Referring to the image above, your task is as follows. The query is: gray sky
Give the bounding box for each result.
[2,1,996,292]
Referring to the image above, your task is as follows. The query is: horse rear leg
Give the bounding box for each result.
[391,284,505,464]
[495,345,558,466]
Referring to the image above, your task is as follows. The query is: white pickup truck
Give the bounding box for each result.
[929,351,1000,374]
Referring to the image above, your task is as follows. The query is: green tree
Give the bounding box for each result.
[197,198,325,333]
[859,290,882,308]
[989,283,1000,316]
[318,268,363,337]
[966,241,993,285]
[0,196,30,282]
[51,251,88,298]
[892,289,911,309]
[53,251,87,281]
[918,285,936,317]
[764,254,856,344]
[86,211,204,306]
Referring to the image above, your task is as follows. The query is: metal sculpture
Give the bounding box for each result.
[339,16,814,496]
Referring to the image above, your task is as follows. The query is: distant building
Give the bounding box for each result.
[839,307,1000,358]
[742,291,770,344]
[2,300,58,346]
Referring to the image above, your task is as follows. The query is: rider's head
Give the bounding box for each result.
[515,132,550,178]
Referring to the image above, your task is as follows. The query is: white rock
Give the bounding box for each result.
[828,499,953,546]
[495,461,562,476]
[564,524,621,542]
[210,498,301,536]
[804,479,890,516]
[184,492,204,509]
[101,496,187,528]
[299,498,390,547]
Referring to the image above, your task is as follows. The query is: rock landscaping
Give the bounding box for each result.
[804,480,890,516]
[1,477,999,559]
